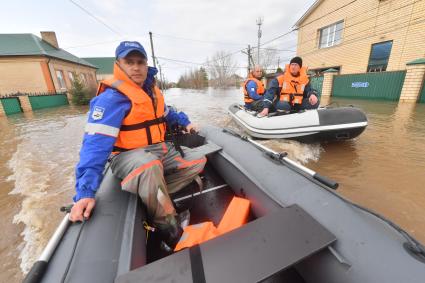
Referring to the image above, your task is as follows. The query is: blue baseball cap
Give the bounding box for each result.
[115,41,148,60]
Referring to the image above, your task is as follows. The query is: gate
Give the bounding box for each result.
[0,97,22,115]
[332,71,406,100]
[310,76,324,97]
[419,80,425,103]
[29,94,69,110]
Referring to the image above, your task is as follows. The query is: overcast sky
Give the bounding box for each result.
[0,0,316,81]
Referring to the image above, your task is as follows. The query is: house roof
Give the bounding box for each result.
[82,57,115,74]
[294,0,324,28]
[0,33,97,68]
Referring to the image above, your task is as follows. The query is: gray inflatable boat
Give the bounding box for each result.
[26,126,425,283]
[228,103,368,142]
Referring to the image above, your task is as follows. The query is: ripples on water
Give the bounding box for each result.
[1,88,424,282]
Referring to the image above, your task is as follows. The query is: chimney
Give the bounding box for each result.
[40,31,59,49]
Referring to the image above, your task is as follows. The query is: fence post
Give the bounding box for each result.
[0,100,6,117]
[399,58,425,102]
[321,68,339,97]
[18,96,33,112]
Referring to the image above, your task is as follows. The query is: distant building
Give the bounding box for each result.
[82,57,114,81]
[0,31,97,96]
[295,0,425,75]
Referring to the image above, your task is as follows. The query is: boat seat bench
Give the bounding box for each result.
[115,204,337,283]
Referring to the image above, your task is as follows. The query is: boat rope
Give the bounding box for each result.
[222,127,425,262]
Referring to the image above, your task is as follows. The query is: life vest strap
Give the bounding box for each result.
[120,116,166,131]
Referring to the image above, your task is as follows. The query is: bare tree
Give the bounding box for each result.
[206,51,238,88]
[252,48,279,73]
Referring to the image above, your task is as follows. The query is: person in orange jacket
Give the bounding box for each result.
[242,65,265,111]
[70,41,207,249]
[258,56,319,117]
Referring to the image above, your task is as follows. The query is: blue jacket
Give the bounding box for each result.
[74,67,190,202]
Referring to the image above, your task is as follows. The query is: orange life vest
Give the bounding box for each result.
[243,75,265,103]
[174,196,250,251]
[277,64,309,105]
[96,63,166,152]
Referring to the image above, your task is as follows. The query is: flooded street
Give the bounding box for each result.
[1,88,425,282]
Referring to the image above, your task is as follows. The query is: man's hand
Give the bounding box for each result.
[309,94,318,105]
[185,123,198,134]
[69,198,96,222]
[257,108,269,118]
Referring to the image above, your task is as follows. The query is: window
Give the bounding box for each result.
[80,73,86,85]
[319,21,344,48]
[56,70,66,89]
[367,41,393,72]
[68,72,74,84]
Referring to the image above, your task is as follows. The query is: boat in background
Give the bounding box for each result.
[228,103,368,142]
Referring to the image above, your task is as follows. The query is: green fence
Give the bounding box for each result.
[310,76,324,97]
[419,80,425,103]
[332,71,406,100]
[0,97,22,115]
[29,94,69,110]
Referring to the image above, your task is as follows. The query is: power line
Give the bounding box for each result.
[68,0,123,37]
[154,33,247,46]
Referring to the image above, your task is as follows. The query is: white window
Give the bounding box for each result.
[80,73,86,85]
[56,70,66,89]
[68,72,74,83]
[319,21,343,49]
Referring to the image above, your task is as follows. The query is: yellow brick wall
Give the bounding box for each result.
[296,0,425,74]
[0,57,47,95]
[49,59,98,91]
[0,56,98,96]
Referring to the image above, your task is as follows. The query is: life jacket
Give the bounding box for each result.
[174,196,250,251]
[96,63,166,152]
[243,75,265,103]
[277,64,309,105]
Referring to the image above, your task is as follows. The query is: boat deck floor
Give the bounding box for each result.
[146,163,307,283]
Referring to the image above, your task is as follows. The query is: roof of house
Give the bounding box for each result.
[82,57,114,74]
[0,33,97,68]
[294,0,323,27]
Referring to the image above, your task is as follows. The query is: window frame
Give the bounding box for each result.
[318,20,344,49]
[55,70,66,89]
[367,40,393,72]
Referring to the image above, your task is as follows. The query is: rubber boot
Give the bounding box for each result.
[155,216,183,250]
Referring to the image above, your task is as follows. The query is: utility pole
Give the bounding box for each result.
[149,31,157,68]
[256,17,263,66]
[247,45,251,75]
[277,57,280,68]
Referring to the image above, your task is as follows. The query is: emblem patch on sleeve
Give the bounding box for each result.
[92,106,105,120]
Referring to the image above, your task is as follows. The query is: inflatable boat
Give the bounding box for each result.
[25,126,425,283]
[228,103,368,142]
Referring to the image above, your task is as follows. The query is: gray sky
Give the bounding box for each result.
[0,0,316,81]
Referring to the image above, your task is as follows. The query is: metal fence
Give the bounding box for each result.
[29,94,69,110]
[332,71,406,100]
[0,97,22,115]
[310,76,324,97]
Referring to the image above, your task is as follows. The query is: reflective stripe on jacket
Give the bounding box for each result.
[243,76,265,103]
[96,63,166,152]
[277,64,309,105]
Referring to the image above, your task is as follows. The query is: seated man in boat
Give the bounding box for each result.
[258,56,319,117]
[69,41,206,249]
[243,65,265,112]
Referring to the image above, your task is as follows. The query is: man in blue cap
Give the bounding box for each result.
[70,41,206,249]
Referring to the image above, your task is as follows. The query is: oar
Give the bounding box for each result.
[23,213,71,283]
[222,128,339,189]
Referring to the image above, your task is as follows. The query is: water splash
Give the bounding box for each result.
[7,115,84,274]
